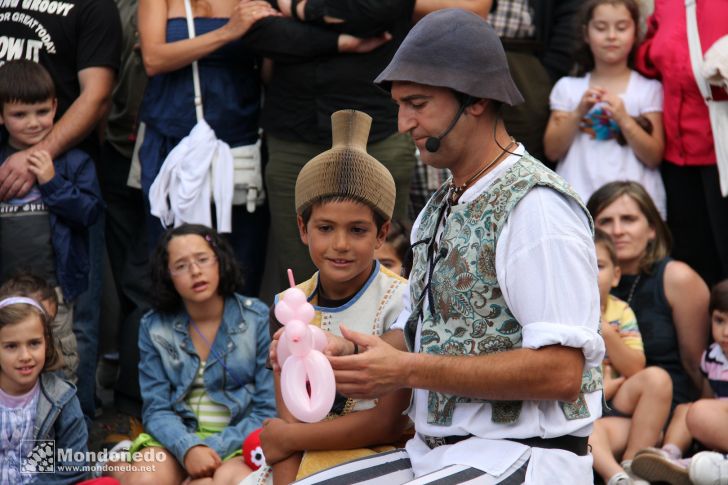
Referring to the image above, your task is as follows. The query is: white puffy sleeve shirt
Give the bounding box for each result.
[392,145,604,483]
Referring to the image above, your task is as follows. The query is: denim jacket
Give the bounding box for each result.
[138,294,276,464]
[31,372,89,484]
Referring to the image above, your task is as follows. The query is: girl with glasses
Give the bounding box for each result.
[108,223,275,484]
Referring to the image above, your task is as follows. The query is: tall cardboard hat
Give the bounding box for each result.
[295,110,396,220]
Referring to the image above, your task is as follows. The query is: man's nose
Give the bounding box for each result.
[398,111,416,135]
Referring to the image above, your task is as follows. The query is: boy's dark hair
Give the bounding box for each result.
[300,195,388,232]
[0,270,59,310]
[710,279,728,314]
[0,60,56,110]
[594,228,618,266]
[572,0,641,76]
[150,224,245,314]
[0,298,61,372]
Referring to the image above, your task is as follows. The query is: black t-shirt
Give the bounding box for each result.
[0,0,122,156]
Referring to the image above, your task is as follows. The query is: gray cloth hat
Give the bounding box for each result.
[375,8,524,106]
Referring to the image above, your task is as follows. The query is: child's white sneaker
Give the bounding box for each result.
[607,471,633,485]
[92,439,132,477]
[689,451,728,485]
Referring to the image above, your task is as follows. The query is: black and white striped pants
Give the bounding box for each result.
[292,449,530,485]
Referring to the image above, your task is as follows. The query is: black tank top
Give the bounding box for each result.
[613,257,699,407]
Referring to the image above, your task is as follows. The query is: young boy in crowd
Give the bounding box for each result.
[591,229,673,485]
[374,219,411,277]
[0,60,103,383]
[250,110,411,485]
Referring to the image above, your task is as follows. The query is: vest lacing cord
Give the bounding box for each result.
[407,200,451,338]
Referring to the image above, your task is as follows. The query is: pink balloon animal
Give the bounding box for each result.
[275,270,336,423]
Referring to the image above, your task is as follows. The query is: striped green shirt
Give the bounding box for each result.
[185,361,232,432]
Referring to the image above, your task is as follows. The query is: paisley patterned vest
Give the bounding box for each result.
[405,154,602,426]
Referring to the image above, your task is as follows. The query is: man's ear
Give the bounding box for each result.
[466,98,489,116]
[375,220,391,249]
[297,214,309,245]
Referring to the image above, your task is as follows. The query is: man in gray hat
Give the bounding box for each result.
[288,9,604,484]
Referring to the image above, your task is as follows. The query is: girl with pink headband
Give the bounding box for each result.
[0,295,88,483]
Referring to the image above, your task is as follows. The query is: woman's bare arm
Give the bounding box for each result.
[664,260,710,393]
[137,0,277,76]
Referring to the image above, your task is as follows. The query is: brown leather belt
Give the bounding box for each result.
[421,434,589,456]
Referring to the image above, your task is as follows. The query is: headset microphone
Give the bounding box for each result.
[424,134,443,153]
[424,98,472,153]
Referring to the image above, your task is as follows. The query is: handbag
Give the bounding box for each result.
[184,0,265,213]
[685,0,728,196]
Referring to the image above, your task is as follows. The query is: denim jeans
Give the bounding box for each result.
[98,141,149,418]
[73,212,104,427]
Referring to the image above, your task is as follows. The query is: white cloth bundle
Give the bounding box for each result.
[149,119,233,232]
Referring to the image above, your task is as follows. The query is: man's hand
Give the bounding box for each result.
[338,32,392,53]
[183,445,221,478]
[269,326,356,373]
[260,418,294,465]
[0,150,34,200]
[328,325,408,399]
[27,150,55,185]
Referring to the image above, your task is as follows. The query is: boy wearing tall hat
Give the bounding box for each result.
[253,109,411,485]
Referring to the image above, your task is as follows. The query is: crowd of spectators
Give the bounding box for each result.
[0,0,727,483]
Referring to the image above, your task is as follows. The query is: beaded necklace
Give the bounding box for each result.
[448,138,516,204]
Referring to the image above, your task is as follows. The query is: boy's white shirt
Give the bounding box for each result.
[392,145,604,483]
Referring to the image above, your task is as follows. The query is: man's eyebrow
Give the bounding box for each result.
[396,94,432,103]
